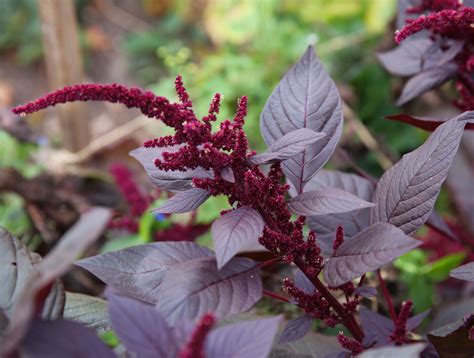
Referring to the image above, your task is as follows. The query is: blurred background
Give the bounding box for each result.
[0,0,472,324]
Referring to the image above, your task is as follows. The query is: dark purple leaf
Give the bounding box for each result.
[294,269,315,294]
[0,227,42,317]
[156,257,262,324]
[205,316,281,358]
[249,129,326,165]
[63,293,110,334]
[0,229,64,321]
[0,309,8,331]
[76,241,212,303]
[260,45,343,194]
[355,286,377,298]
[378,38,435,77]
[450,262,474,282]
[153,188,210,214]
[324,223,421,287]
[397,63,457,105]
[279,315,313,344]
[130,146,212,192]
[108,293,177,358]
[247,152,283,165]
[359,343,426,358]
[21,319,114,357]
[305,170,374,252]
[359,308,394,347]
[371,113,471,235]
[220,167,235,183]
[378,38,463,77]
[407,310,431,331]
[287,188,374,216]
[428,316,474,357]
[212,206,265,269]
[1,208,112,355]
[426,211,458,242]
[36,207,112,285]
[272,331,340,357]
[385,113,474,132]
[41,281,65,320]
[446,135,474,235]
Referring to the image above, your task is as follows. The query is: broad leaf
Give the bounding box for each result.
[63,293,110,334]
[287,188,374,216]
[153,188,210,214]
[294,269,315,295]
[77,241,212,303]
[212,206,265,269]
[305,170,374,251]
[324,223,421,287]
[428,317,474,357]
[385,113,474,132]
[108,294,178,358]
[21,319,114,357]
[359,308,393,347]
[130,146,212,192]
[359,343,426,358]
[260,45,343,194]
[271,331,340,357]
[0,227,42,317]
[205,316,281,358]
[278,315,313,344]
[450,262,474,282]
[396,63,457,105]
[407,310,430,331]
[1,208,112,355]
[156,257,262,324]
[426,211,458,242]
[35,207,112,285]
[355,286,377,298]
[371,112,472,235]
[378,38,462,77]
[220,167,235,183]
[41,281,65,320]
[249,129,325,165]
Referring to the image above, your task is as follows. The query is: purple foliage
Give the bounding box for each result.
[7,38,473,356]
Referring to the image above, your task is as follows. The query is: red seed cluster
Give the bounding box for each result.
[390,300,414,345]
[179,313,215,358]
[337,332,364,355]
[12,77,363,343]
[110,164,150,217]
[395,7,474,43]
[283,278,340,326]
[396,3,474,110]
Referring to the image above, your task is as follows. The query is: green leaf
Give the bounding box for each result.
[423,252,466,283]
[100,235,144,254]
[394,249,427,274]
[196,195,230,224]
[100,330,120,348]
[406,274,434,313]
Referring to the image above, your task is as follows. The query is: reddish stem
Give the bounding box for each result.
[377,269,397,322]
[258,208,364,342]
[263,289,290,303]
[258,257,281,268]
[296,260,365,342]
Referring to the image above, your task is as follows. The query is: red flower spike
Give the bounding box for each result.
[390,300,414,344]
[395,7,474,43]
[333,225,345,251]
[337,332,364,355]
[179,313,215,358]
